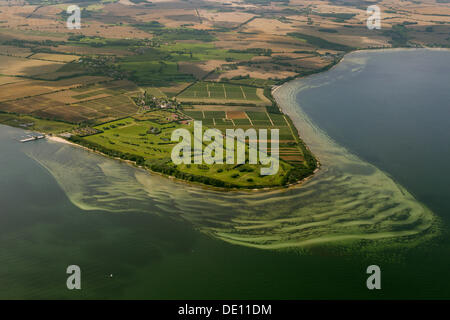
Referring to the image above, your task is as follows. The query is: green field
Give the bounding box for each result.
[84,116,183,160]
[76,112,293,188]
[177,82,267,104]
[116,42,255,86]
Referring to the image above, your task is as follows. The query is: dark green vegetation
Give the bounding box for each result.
[383,24,409,47]
[115,43,254,86]
[120,57,195,86]
[313,12,356,22]
[133,22,215,42]
[288,32,353,51]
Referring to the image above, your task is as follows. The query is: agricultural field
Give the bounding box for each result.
[0,45,32,58]
[0,76,109,102]
[28,53,80,63]
[180,105,307,167]
[0,76,24,86]
[0,55,64,77]
[177,82,271,106]
[0,78,139,123]
[119,58,196,86]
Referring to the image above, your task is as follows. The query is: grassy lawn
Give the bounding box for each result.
[79,111,292,188]
[85,117,181,160]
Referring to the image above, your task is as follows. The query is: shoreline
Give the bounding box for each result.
[18,47,438,192]
[23,48,440,250]
[44,91,325,193]
[47,132,317,193]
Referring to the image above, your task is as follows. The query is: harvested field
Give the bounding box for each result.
[0,45,32,57]
[0,76,110,102]
[0,76,24,86]
[29,53,80,62]
[226,111,247,119]
[33,105,102,123]
[0,55,64,77]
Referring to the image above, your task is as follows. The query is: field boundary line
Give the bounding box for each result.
[126,95,138,108]
[175,81,197,97]
[240,86,246,100]
[266,112,275,126]
[245,112,254,126]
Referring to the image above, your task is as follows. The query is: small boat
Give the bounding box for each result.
[19,134,45,143]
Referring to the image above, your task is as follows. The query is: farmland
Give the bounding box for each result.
[180,105,309,169]
[0,55,65,77]
[0,79,140,123]
[177,82,271,106]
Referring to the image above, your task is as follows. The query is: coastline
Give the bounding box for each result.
[47,131,317,193]
[13,47,442,192]
[43,93,322,193]
[20,48,440,250]
[26,48,398,192]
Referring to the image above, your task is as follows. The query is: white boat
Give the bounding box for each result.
[19,135,45,143]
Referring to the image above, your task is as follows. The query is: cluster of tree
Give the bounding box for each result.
[228,48,272,56]
[147,126,161,134]
[230,74,251,80]
[79,56,127,79]
[147,163,240,188]
[282,166,314,184]
[3,39,64,48]
[383,24,410,47]
[287,32,353,52]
